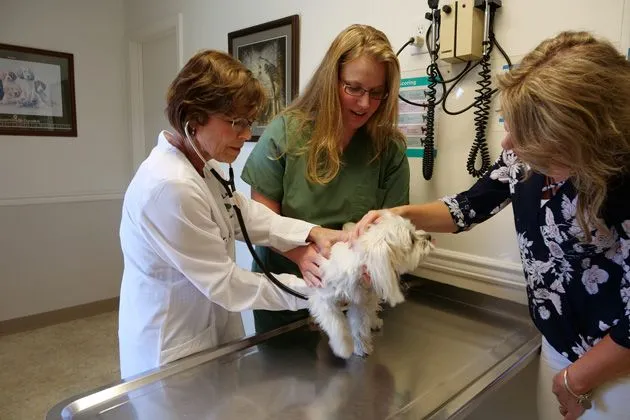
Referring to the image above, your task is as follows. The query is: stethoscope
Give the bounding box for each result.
[183,121,308,300]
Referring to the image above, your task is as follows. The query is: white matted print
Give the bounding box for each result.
[0,58,63,117]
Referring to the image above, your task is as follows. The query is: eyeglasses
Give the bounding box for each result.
[341,81,389,101]
[221,117,256,134]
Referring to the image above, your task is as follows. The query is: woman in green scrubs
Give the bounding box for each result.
[241,24,410,333]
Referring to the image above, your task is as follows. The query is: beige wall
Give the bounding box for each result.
[125,0,627,270]
[0,200,123,320]
[0,0,129,321]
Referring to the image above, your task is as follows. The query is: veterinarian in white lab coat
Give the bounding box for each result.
[118,50,345,379]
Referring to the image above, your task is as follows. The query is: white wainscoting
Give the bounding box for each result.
[0,191,125,207]
[413,248,528,305]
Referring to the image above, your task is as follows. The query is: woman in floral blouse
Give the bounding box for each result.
[354,31,630,420]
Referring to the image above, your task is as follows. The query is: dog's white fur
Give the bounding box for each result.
[309,211,434,358]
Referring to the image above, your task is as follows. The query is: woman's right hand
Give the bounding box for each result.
[351,209,388,240]
[285,244,325,288]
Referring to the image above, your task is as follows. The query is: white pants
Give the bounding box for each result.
[538,337,630,420]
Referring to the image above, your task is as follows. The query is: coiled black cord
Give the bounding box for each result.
[466,48,493,177]
[423,60,438,180]
[395,13,512,179]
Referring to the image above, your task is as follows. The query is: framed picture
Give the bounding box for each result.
[0,43,77,137]
[228,15,299,141]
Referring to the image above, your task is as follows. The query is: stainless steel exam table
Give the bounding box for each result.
[47,279,541,419]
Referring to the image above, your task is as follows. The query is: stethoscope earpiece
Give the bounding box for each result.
[184,121,193,137]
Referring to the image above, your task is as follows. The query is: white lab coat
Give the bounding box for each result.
[118,131,314,379]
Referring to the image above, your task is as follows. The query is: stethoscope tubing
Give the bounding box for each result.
[184,122,308,300]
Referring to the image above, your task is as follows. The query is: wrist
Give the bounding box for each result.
[307,226,320,243]
[563,367,593,409]
[283,246,300,263]
[566,363,593,395]
[391,205,408,218]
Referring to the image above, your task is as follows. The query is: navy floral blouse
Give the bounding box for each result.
[440,150,630,362]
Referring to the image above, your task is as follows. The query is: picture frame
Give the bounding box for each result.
[0,43,77,137]
[228,15,299,141]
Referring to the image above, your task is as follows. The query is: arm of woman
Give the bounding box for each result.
[552,336,630,419]
[379,141,410,208]
[243,190,335,287]
[352,201,457,238]
[240,117,340,285]
[355,148,521,236]
[141,179,310,312]
[553,231,630,417]
[233,190,318,254]
[558,335,630,394]
[248,190,309,257]
[251,190,280,213]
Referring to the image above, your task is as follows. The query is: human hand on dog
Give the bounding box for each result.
[286,244,326,287]
[351,210,387,239]
[307,226,349,258]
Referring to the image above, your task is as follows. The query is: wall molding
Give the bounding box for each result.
[413,248,528,304]
[0,297,119,336]
[0,191,124,206]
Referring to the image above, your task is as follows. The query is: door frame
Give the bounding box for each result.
[128,14,184,171]
[624,0,630,59]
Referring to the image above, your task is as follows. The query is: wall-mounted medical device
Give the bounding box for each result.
[396,0,510,180]
[439,0,485,63]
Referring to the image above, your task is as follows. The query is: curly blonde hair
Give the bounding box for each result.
[283,24,405,184]
[498,31,630,241]
[166,50,266,135]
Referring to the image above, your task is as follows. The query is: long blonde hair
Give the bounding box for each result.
[283,24,405,184]
[498,31,630,241]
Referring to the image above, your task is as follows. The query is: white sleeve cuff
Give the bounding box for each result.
[268,218,316,252]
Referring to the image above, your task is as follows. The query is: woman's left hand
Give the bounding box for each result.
[552,369,586,420]
[307,227,349,258]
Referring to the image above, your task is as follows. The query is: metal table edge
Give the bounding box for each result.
[45,282,540,420]
[45,319,310,420]
[427,334,542,420]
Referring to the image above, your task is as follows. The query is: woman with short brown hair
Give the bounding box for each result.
[118,50,345,379]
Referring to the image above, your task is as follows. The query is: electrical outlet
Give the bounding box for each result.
[410,17,430,55]
[413,22,429,48]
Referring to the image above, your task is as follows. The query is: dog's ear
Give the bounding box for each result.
[414,230,435,255]
[414,230,432,242]
[365,241,405,306]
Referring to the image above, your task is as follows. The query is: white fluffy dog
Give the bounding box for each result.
[309,211,434,359]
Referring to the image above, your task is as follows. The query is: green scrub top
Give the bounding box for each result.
[241,114,410,332]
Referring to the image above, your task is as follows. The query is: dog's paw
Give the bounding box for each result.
[370,317,384,331]
[353,337,373,357]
